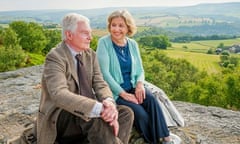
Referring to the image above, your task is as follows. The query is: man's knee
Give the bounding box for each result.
[117,105,134,123]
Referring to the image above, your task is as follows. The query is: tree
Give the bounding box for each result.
[90,36,98,51]
[9,21,28,48]
[9,21,47,53]
[139,36,153,47]
[217,42,224,48]
[0,28,26,72]
[138,35,170,49]
[224,70,240,110]
[155,35,170,49]
[43,29,61,54]
[219,51,239,68]
[207,48,214,54]
[0,29,3,45]
[2,28,20,49]
[229,56,239,67]
[142,50,199,99]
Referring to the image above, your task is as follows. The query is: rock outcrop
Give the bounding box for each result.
[0,65,240,144]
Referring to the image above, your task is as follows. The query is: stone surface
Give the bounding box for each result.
[0,65,240,144]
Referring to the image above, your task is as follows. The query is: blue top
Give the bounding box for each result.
[96,35,145,100]
[112,41,132,91]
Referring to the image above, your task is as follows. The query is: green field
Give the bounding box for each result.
[164,38,240,74]
[165,50,221,74]
[0,24,9,28]
[135,14,215,28]
[170,38,240,53]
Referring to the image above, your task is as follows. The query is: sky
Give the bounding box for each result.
[0,0,240,11]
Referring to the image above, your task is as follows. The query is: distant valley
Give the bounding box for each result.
[0,2,240,36]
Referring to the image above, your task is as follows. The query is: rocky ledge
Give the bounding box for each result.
[0,66,240,144]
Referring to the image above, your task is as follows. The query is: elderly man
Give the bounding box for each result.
[36,13,134,144]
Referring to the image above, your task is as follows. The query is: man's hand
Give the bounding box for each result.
[109,118,119,136]
[100,100,119,136]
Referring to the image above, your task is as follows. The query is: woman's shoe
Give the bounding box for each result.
[162,133,182,144]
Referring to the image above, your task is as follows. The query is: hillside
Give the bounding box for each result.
[165,50,221,74]
[0,65,240,144]
[0,2,240,36]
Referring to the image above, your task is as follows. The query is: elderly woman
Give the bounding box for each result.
[96,9,180,144]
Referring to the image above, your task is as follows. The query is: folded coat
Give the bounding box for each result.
[144,81,185,127]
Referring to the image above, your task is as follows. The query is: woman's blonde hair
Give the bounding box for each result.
[107,9,137,37]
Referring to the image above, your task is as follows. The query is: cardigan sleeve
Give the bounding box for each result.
[129,39,145,86]
[96,37,124,99]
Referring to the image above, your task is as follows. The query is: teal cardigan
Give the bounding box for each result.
[96,35,145,100]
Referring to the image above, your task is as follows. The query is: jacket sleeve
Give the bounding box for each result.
[41,49,96,121]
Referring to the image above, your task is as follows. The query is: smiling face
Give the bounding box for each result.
[65,21,92,52]
[109,17,128,43]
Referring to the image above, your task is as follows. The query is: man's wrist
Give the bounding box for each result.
[89,102,103,117]
[104,97,116,105]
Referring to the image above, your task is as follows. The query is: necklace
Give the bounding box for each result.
[112,38,126,47]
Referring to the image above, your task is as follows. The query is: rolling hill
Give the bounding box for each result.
[0,2,240,36]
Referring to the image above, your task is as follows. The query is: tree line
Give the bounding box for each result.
[172,35,237,43]
[0,21,61,72]
[141,50,240,110]
[0,21,239,110]
[134,26,240,43]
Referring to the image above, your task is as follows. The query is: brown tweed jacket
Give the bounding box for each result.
[36,42,113,144]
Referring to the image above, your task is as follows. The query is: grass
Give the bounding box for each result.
[170,38,240,53]
[120,35,239,74]
[164,38,240,73]
[170,42,210,53]
[27,53,45,66]
[192,38,240,47]
[165,50,221,74]
[0,24,9,28]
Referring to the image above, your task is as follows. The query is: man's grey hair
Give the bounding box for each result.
[61,13,90,40]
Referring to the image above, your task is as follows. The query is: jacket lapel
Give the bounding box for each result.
[62,43,79,86]
[81,50,92,86]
